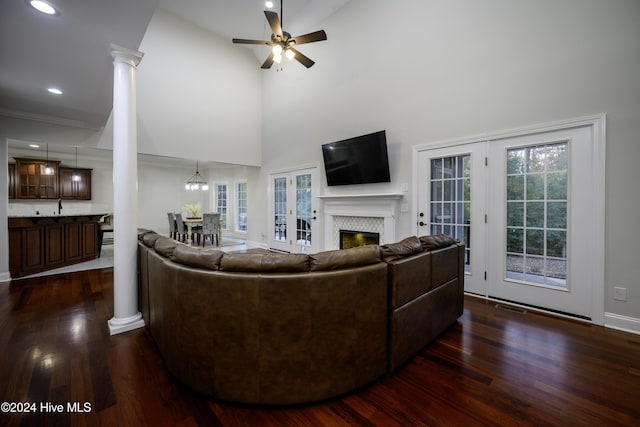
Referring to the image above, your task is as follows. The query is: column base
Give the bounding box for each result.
[108,312,145,335]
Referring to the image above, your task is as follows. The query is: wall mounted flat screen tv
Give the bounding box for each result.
[322,130,390,186]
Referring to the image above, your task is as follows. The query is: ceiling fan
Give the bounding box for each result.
[232,0,327,69]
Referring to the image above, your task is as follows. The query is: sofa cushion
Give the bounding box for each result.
[380,236,423,262]
[142,231,162,248]
[172,244,223,270]
[220,253,309,272]
[137,229,153,240]
[154,236,180,258]
[309,245,381,271]
[419,234,458,251]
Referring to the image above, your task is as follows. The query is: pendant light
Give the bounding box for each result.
[42,144,55,175]
[185,160,209,191]
[72,147,81,182]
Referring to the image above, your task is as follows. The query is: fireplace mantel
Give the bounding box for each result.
[317,192,404,201]
[320,192,404,249]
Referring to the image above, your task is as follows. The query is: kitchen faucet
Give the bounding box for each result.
[58,198,63,215]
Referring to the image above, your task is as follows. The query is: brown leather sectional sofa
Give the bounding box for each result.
[137,230,464,405]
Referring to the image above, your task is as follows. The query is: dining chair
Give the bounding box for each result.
[199,212,221,247]
[174,213,188,242]
[167,212,177,239]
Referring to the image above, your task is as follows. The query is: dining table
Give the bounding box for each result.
[183,217,202,245]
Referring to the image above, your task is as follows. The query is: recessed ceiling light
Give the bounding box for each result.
[28,0,58,15]
[47,87,63,95]
[265,1,274,9]
[29,144,40,148]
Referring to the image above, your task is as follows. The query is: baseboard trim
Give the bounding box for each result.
[0,272,11,283]
[604,312,640,336]
[246,240,269,250]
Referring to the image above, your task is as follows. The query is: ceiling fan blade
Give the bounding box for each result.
[232,38,271,45]
[264,11,283,37]
[290,30,327,46]
[261,53,275,69]
[289,48,315,68]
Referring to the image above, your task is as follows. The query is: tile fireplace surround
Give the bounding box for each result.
[319,193,403,250]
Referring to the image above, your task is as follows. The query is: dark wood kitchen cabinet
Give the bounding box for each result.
[14,158,60,199]
[59,167,92,200]
[8,214,104,278]
[8,163,15,199]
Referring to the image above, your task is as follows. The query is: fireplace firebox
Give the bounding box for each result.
[339,230,380,249]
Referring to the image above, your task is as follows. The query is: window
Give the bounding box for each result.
[216,184,227,230]
[236,182,247,232]
[505,142,568,287]
[274,177,287,241]
[430,155,471,271]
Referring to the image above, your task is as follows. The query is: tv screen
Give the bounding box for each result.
[322,130,390,186]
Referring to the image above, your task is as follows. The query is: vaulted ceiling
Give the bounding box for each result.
[0,0,350,132]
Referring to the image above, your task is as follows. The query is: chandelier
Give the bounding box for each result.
[185,160,208,191]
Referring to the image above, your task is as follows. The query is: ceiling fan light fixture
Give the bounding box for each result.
[232,1,327,70]
[285,49,295,60]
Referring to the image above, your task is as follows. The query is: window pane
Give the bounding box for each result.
[507,149,525,175]
[526,229,544,255]
[526,146,546,173]
[507,228,524,253]
[526,174,545,200]
[526,202,544,228]
[546,230,566,258]
[547,172,567,199]
[547,202,567,229]
[507,202,524,227]
[507,175,524,200]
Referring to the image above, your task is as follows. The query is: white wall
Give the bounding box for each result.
[255,0,640,320]
[118,8,263,166]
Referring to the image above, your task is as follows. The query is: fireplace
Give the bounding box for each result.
[340,230,380,249]
[319,193,403,250]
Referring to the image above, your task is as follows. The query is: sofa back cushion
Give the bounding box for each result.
[172,244,223,271]
[309,245,381,271]
[419,234,458,251]
[380,236,423,262]
[220,253,310,272]
[142,231,162,248]
[154,236,180,258]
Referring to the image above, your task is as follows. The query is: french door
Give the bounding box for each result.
[417,143,487,295]
[416,117,604,321]
[269,167,319,253]
[487,125,597,319]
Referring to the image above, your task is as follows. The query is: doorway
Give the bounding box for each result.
[416,116,605,323]
[269,166,319,253]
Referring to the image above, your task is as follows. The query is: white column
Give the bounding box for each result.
[108,44,145,335]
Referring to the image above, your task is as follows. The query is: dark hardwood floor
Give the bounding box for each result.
[1,268,639,426]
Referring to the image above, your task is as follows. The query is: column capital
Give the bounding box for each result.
[110,43,144,67]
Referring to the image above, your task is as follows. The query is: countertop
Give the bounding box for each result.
[9,212,109,219]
